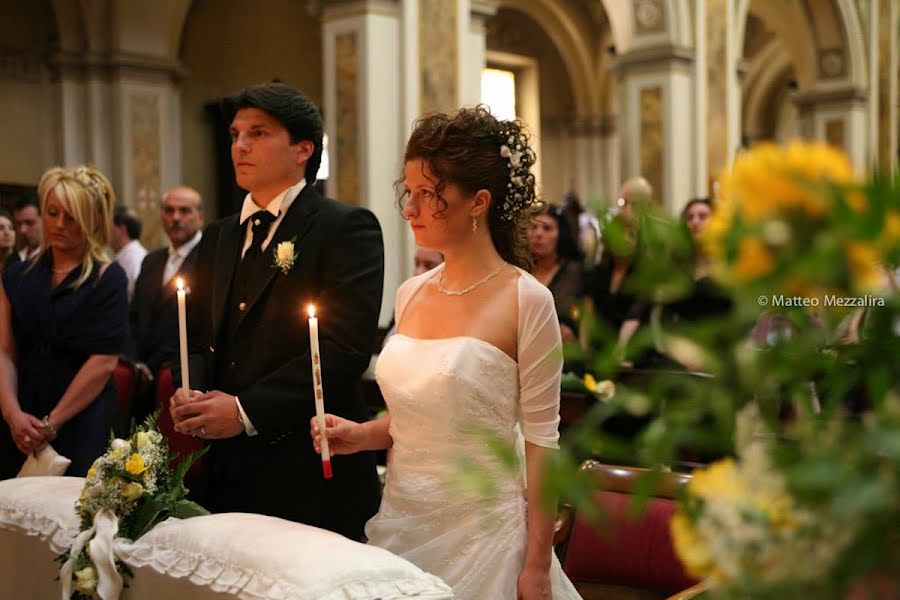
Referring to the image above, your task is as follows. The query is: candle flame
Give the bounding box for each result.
[307,304,316,318]
[176,277,185,292]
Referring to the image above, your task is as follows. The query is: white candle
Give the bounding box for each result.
[176,278,190,396]
[308,304,332,478]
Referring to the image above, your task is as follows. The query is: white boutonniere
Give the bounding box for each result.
[273,239,299,274]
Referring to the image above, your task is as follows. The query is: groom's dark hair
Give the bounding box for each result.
[222,82,324,183]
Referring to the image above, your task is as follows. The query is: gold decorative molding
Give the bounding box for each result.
[419,0,458,115]
[706,0,728,184]
[825,118,844,149]
[640,86,663,204]
[129,91,162,247]
[335,32,360,205]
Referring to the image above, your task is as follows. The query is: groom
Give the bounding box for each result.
[170,83,384,540]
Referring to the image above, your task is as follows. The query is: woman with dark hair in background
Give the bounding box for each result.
[0,210,14,274]
[530,204,583,341]
[0,166,128,479]
[682,197,714,277]
[312,106,581,599]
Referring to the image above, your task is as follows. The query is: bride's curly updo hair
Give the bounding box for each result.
[399,105,540,271]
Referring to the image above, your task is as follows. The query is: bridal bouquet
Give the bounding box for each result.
[59,413,207,599]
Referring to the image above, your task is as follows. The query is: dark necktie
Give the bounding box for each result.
[244,211,277,261]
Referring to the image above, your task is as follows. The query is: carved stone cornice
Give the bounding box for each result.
[545,114,617,136]
[49,50,187,81]
[319,0,399,21]
[613,44,693,75]
[793,86,868,112]
[471,0,499,22]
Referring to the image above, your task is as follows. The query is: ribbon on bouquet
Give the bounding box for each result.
[60,508,124,600]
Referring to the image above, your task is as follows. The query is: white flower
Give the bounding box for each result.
[110,438,129,451]
[136,431,152,450]
[509,151,522,167]
[500,145,511,158]
[273,240,298,274]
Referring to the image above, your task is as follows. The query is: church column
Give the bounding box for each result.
[615,46,695,213]
[875,0,898,171]
[599,117,619,206]
[323,0,403,326]
[698,0,740,198]
[50,52,184,248]
[461,1,497,106]
[794,87,868,169]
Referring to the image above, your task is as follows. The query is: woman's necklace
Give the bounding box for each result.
[52,265,77,275]
[437,264,505,296]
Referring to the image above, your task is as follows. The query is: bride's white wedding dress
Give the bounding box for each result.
[366,265,582,599]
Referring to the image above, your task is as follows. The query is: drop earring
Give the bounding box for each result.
[472,218,478,233]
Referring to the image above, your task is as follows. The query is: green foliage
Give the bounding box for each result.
[547,166,899,597]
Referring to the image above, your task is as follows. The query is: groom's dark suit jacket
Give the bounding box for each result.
[130,245,201,375]
[184,185,383,540]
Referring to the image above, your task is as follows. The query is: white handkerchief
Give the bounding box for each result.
[16,445,72,477]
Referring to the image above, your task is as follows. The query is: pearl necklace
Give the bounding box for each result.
[437,264,505,296]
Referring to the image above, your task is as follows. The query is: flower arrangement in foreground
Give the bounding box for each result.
[670,406,858,591]
[59,412,207,598]
[550,141,898,598]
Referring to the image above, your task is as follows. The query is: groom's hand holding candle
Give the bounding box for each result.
[171,390,244,439]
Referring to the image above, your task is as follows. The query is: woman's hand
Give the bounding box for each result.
[4,409,46,455]
[310,414,368,455]
[517,564,552,600]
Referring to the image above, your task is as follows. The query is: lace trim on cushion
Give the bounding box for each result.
[117,540,453,600]
[0,502,78,554]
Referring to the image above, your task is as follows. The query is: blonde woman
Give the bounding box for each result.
[0,166,128,478]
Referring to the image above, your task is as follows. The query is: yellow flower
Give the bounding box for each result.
[879,212,900,250]
[733,237,775,282]
[74,566,97,595]
[670,512,715,580]
[583,373,597,392]
[688,458,747,501]
[846,242,883,292]
[756,493,797,531]
[122,482,144,502]
[125,453,146,476]
[86,466,97,480]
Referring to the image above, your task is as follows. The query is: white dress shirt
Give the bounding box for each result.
[17,247,39,262]
[238,178,306,258]
[162,231,203,287]
[234,178,307,436]
[115,239,148,302]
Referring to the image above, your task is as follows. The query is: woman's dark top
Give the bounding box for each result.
[546,258,584,327]
[0,255,128,478]
[583,259,642,336]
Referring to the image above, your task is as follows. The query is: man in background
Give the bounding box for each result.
[112,205,147,301]
[11,197,41,264]
[129,186,204,419]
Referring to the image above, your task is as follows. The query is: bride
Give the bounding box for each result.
[312,106,582,600]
